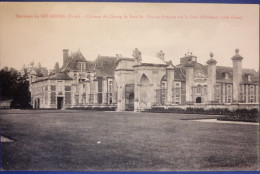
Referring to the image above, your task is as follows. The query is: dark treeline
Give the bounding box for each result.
[0,62,53,109]
[0,67,31,108]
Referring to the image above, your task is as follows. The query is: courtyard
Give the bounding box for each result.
[0,110,259,171]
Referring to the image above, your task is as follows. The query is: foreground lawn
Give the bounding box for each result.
[0,110,258,171]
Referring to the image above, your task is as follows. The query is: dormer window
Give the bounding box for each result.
[225,73,229,80]
[247,74,251,82]
[77,62,86,72]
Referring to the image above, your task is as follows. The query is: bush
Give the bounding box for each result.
[218,108,259,122]
[144,107,186,113]
[144,107,259,122]
[68,107,116,111]
[186,107,204,114]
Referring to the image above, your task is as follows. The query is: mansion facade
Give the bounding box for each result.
[29,48,259,111]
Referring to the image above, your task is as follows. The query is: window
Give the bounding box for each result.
[57,81,63,92]
[161,82,166,93]
[250,86,254,94]
[227,85,231,95]
[65,92,71,104]
[176,91,180,97]
[108,81,112,93]
[45,92,48,104]
[197,87,201,94]
[161,81,167,105]
[216,86,220,94]
[82,94,86,104]
[225,73,229,80]
[108,80,113,104]
[65,86,71,91]
[89,94,94,104]
[250,97,254,103]
[248,75,251,82]
[174,82,181,104]
[51,85,56,91]
[78,62,85,72]
[108,93,112,104]
[215,85,220,103]
[250,86,254,103]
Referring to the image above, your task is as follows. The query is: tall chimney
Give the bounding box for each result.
[231,48,243,103]
[206,52,217,103]
[63,49,69,66]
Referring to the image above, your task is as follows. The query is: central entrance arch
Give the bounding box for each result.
[125,84,134,111]
[196,97,202,103]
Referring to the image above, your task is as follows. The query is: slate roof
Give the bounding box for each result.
[174,62,259,84]
[48,72,73,80]
[242,68,259,84]
[61,50,88,72]
[33,72,73,83]
[216,66,233,83]
[174,62,207,81]
[95,55,117,77]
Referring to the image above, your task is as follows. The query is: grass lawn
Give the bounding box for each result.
[0,110,259,171]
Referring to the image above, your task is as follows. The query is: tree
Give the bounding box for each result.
[49,62,60,75]
[0,67,19,100]
[21,61,49,78]
[54,62,60,72]
[0,66,31,108]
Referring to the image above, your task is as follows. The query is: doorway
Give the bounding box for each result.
[125,84,134,111]
[57,97,64,109]
[37,98,40,109]
[196,97,202,103]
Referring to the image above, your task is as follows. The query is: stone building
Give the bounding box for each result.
[29,48,259,111]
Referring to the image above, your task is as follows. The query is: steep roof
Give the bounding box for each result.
[242,68,259,84]
[216,66,233,83]
[33,72,73,83]
[61,50,88,71]
[95,55,117,77]
[174,62,207,81]
[48,72,73,80]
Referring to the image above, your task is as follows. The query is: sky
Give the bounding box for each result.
[0,2,259,71]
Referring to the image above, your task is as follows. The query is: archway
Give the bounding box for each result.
[160,75,167,105]
[196,97,201,103]
[125,84,134,111]
[37,98,40,109]
[140,74,150,85]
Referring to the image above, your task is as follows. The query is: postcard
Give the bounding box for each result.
[0,2,259,171]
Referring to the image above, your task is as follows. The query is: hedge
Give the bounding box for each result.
[68,107,116,111]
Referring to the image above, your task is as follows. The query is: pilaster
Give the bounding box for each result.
[102,77,108,105]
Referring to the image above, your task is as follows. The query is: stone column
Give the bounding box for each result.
[86,80,90,104]
[112,79,117,105]
[93,80,98,104]
[134,69,140,111]
[231,49,243,103]
[185,62,195,103]
[117,85,123,111]
[102,77,108,105]
[166,65,174,104]
[206,52,217,103]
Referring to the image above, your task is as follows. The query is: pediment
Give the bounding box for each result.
[194,72,207,78]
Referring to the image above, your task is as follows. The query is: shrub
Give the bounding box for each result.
[68,107,116,111]
[218,108,259,122]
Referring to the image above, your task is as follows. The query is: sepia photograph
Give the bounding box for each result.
[0,2,259,171]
